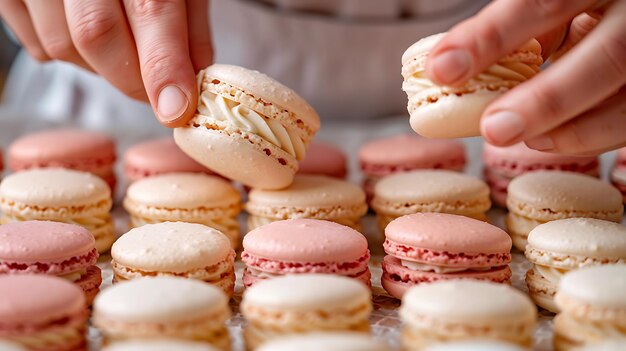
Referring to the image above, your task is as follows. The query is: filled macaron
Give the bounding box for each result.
[102,340,220,351]
[401,33,542,138]
[256,333,391,351]
[174,64,320,189]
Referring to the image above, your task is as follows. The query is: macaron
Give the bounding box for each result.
[111,222,236,297]
[174,64,321,190]
[0,342,25,351]
[93,276,231,349]
[525,218,626,313]
[358,134,465,199]
[241,274,372,349]
[0,275,88,350]
[611,147,626,203]
[506,171,624,251]
[382,213,512,299]
[0,221,102,304]
[483,142,600,207]
[246,175,367,231]
[102,340,221,351]
[572,340,626,351]
[124,137,216,182]
[401,33,542,138]
[371,170,491,232]
[422,340,526,351]
[8,128,117,190]
[297,140,347,179]
[554,265,626,350]
[0,168,115,253]
[400,280,537,349]
[241,219,371,287]
[123,172,242,247]
[256,333,391,351]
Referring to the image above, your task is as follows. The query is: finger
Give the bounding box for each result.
[187,0,213,71]
[524,88,626,156]
[0,0,50,61]
[481,0,626,146]
[549,13,599,62]
[64,0,147,100]
[123,0,197,127]
[535,25,569,60]
[23,0,91,70]
[426,0,594,86]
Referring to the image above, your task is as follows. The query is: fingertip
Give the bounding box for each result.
[156,84,195,128]
[425,46,472,87]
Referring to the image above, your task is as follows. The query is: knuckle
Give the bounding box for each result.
[127,0,178,18]
[141,50,174,84]
[600,34,626,77]
[472,21,505,57]
[42,38,76,60]
[525,0,567,17]
[531,84,565,119]
[71,8,117,50]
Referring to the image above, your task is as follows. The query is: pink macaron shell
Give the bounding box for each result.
[75,266,102,305]
[0,275,86,332]
[483,167,511,207]
[381,256,512,299]
[0,221,98,275]
[297,141,347,179]
[123,137,215,181]
[358,134,465,177]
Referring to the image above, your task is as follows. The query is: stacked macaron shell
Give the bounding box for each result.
[0,168,115,253]
[0,221,102,305]
[123,173,242,247]
[358,135,465,199]
[422,340,526,351]
[124,137,216,182]
[483,142,599,207]
[525,218,626,313]
[93,277,231,349]
[241,219,371,287]
[0,275,88,350]
[246,175,368,231]
[102,340,220,351]
[8,129,117,190]
[241,274,372,349]
[111,222,236,297]
[554,265,626,350]
[571,340,626,351]
[371,170,491,231]
[611,147,626,203]
[256,333,392,351]
[402,33,542,138]
[400,280,537,350]
[506,171,624,251]
[174,64,321,190]
[382,213,512,299]
[297,141,348,179]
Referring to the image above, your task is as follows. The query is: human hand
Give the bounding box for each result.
[0,0,212,127]
[426,0,626,156]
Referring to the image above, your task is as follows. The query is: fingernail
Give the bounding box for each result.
[482,111,526,144]
[431,49,471,84]
[525,136,555,151]
[157,85,189,123]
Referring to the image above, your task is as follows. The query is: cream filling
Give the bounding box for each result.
[247,267,280,279]
[58,269,87,283]
[197,90,306,159]
[7,324,84,349]
[560,314,626,339]
[403,61,539,96]
[534,265,568,285]
[1,213,111,234]
[400,260,492,273]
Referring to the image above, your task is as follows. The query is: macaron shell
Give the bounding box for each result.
[422,340,526,351]
[556,264,626,312]
[102,340,220,351]
[297,141,347,178]
[256,333,392,351]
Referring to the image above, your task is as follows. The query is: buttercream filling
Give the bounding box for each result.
[5,324,85,350]
[400,260,492,273]
[197,90,306,159]
[534,265,568,285]
[58,269,87,282]
[1,212,111,234]
[559,314,626,338]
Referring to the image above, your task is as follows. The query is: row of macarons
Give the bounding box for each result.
[1,264,624,351]
[1,128,625,205]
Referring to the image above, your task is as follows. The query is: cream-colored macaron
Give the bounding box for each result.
[241,274,372,349]
[572,340,626,351]
[256,333,391,351]
[0,168,114,253]
[174,64,321,190]
[400,280,536,350]
[525,218,626,313]
[123,172,242,247]
[422,340,526,351]
[111,222,236,297]
[102,340,220,351]
[506,171,624,251]
[246,175,367,231]
[554,265,626,351]
[93,277,231,350]
[371,170,490,232]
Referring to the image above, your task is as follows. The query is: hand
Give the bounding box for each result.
[0,0,213,127]
[426,0,626,156]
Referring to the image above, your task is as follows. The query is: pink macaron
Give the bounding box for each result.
[297,141,347,179]
[381,213,512,299]
[241,219,371,287]
[358,134,465,199]
[8,128,117,191]
[611,147,626,203]
[123,137,216,182]
[0,221,102,305]
[0,275,88,350]
[483,142,599,207]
